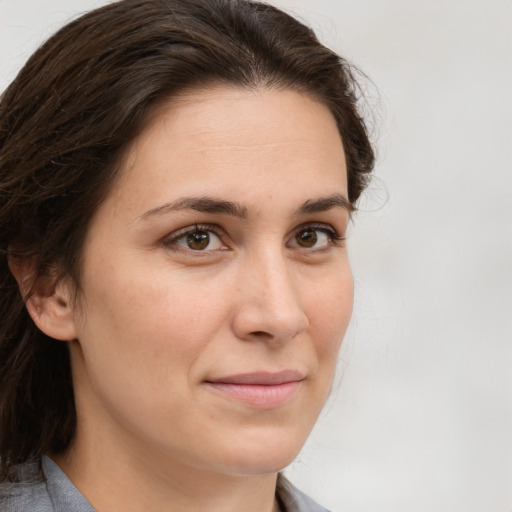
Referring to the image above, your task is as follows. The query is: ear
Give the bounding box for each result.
[8,256,78,342]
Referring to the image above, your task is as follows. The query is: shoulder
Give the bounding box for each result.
[0,457,95,512]
[277,475,332,512]
[0,485,55,512]
[0,459,55,512]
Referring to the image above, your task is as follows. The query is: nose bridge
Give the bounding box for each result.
[256,248,296,308]
[232,244,308,342]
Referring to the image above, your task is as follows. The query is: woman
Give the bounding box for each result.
[0,0,374,510]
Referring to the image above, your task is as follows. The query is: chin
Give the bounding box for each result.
[211,428,308,476]
[220,453,298,477]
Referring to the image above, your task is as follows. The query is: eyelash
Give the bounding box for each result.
[162,223,224,253]
[162,223,344,253]
[296,224,344,244]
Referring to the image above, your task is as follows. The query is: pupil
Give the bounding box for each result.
[297,229,317,248]
[187,230,209,250]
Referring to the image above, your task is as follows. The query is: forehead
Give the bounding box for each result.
[110,86,348,215]
[142,84,342,142]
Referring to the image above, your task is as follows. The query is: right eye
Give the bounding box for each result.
[164,226,225,252]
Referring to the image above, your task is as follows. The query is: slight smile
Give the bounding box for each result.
[204,371,305,408]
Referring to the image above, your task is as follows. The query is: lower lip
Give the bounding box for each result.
[206,381,301,408]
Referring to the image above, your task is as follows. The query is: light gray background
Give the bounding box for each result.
[1,1,510,511]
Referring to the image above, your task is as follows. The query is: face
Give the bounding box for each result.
[67,86,353,477]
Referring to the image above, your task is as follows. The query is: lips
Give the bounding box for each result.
[204,370,304,408]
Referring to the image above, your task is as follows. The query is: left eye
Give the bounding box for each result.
[289,227,336,249]
[172,229,224,251]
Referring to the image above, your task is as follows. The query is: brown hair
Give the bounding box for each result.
[0,0,374,479]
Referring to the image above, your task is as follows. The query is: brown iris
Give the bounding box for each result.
[186,230,210,250]
[296,229,317,248]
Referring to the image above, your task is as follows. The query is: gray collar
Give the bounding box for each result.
[42,457,96,512]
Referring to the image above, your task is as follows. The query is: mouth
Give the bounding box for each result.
[204,370,305,408]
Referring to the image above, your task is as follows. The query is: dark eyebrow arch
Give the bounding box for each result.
[139,192,352,222]
[139,196,248,220]
[295,193,354,215]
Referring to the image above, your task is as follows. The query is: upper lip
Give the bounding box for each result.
[205,370,305,386]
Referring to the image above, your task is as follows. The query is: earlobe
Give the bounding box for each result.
[8,256,78,342]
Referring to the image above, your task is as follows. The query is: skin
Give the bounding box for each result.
[28,86,353,512]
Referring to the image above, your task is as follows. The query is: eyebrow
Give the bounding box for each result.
[139,196,248,220]
[296,193,354,215]
[139,193,352,221]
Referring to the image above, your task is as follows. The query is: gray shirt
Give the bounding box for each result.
[1,457,330,512]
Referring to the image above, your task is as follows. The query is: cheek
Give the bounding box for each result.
[306,266,353,339]
[76,258,231,372]
[71,259,234,436]
[302,267,353,387]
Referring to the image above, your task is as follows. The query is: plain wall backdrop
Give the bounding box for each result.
[1,1,511,511]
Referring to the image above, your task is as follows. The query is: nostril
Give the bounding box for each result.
[250,330,271,337]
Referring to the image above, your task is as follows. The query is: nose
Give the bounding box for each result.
[230,251,309,344]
